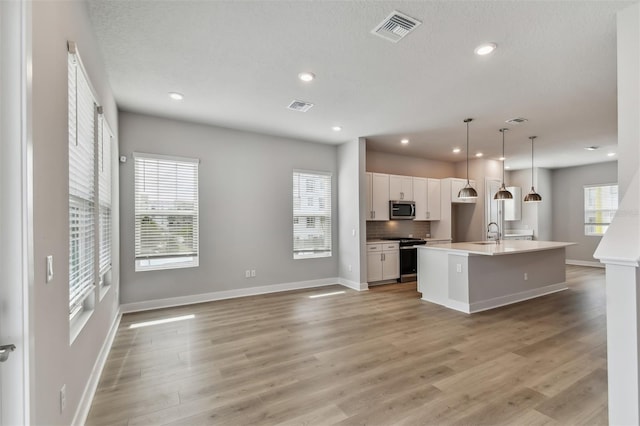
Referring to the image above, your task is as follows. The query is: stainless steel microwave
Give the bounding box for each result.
[390,200,415,220]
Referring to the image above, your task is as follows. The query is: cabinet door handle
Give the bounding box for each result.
[401,192,404,200]
[427,212,430,219]
[373,211,375,219]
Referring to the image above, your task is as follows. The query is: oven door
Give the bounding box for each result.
[399,246,418,282]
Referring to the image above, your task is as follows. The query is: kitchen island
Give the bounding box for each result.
[417,240,575,314]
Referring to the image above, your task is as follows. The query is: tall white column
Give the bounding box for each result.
[594,3,640,425]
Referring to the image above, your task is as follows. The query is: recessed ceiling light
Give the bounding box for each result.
[401,139,409,145]
[584,146,600,151]
[499,156,506,161]
[474,42,497,56]
[452,148,461,153]
[298,72,315,82]
[607,152,616,157]
[505,166,511,169]
[332,126,342,132]
[476,152,483,157]
[168,92,184,101]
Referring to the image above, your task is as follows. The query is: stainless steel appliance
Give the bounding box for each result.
[382,237,426,282]
[389,200,415,220]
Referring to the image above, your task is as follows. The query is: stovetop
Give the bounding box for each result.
[381,237,427,246]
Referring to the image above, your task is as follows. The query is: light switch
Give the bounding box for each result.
[46,255,54,283]
[456,264,462,273]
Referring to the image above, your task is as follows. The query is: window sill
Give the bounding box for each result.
[70,307,94,345]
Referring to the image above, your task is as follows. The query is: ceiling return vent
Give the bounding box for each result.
[372,11,422,43]
[287,100,314,112]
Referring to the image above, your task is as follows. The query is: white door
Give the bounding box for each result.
[0,1,30,424]
[485,178,502,240]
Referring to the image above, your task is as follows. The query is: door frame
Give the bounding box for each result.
[0,1,33,424]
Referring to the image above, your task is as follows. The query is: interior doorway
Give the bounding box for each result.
[0,1,32,424]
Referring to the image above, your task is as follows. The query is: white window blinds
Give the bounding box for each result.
[134,153,200,271]
[293,170,332,259]
[98,117,113,278]
[68,48,97,317]
[584,184,618,236]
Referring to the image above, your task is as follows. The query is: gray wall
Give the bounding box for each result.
[617,3,639,196]
[455,159,502,242]
[31,1,120,424]
[337,138,367,287]
[119,112,339,304]
[366,150,456,178]
[552,161,617,262]
[506,167,552,240]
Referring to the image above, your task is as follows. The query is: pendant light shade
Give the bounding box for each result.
[524,136,542,203]
[458,118,478,199]
[494,128,513,201]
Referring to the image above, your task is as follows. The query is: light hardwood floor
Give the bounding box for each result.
[87,265,607,425]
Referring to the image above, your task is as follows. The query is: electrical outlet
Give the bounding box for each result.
[524,272,528,281]
[245,270,251,278]
[456,264,462,273]
[60,384,66,413]
[251,269,256,277]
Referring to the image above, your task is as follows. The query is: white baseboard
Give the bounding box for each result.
[566,259,605,268]
[422,283,568,315]
[72,309,122,426]
[469,283,568,313]
[120,277,343,313]
[338,278,368,291]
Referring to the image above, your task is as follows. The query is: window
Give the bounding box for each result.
[68,44,98,322]
[584,184,618,236]
[293,170,332,259]
[134,153,199,271]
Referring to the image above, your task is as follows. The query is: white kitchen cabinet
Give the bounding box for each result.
[413,177,428,220]
[427,178,441,220]
[413,177,441,221]
[503,186,522,221]
[366,172,390,221]
[450,178,477,203]
[366,242,399,282]
[389,175,413,201]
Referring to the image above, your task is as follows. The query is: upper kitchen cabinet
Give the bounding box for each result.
[427,178,441,220]
[389,175,413,201]
[413,177,441,221]
[503,186,522,221]
[449,178,477,203]
[366,172,390,221]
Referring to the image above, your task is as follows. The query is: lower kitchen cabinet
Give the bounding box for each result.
[367,242,399,282]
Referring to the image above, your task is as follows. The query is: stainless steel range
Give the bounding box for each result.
[382,237,426,282]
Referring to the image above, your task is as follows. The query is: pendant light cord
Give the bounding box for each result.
[465,119,472,184]
[502,130,506,184]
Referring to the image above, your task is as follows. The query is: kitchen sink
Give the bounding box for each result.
[471,241,498,245]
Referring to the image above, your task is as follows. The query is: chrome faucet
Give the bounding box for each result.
[487,222,501,244]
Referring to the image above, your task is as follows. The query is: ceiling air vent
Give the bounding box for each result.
[287,100,314,112]
[505,117,529,125]
[372,11,422,43]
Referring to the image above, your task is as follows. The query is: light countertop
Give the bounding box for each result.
[418,240,575,256]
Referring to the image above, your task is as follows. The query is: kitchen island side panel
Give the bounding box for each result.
[467,248,566,302]
[417,249,450,305]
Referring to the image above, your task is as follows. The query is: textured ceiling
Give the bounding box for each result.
[87,0,633,170]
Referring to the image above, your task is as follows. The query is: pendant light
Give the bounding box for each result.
[524,136,542,203]
[458,118,478,199]
[494,128,513,200]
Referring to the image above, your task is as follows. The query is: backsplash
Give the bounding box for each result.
[366,221,431,240]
